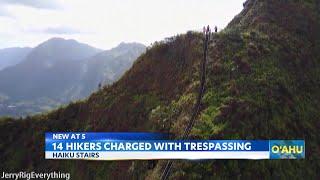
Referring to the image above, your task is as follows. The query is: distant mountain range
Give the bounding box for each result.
[0,38,146,117]
[0,47,32,70]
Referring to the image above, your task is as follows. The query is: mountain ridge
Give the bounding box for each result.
[20,37,102,65]
[0,0,319,179]
[0,39,146,117]
[0,47,32,70]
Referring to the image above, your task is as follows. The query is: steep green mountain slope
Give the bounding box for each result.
[0,0,319,179]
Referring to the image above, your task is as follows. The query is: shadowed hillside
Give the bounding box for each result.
[0,0,319,179]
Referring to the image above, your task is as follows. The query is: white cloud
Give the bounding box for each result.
[0,0,245,49]
[0,0,61,10]
[28,26,83,35]
[0,6,11,17]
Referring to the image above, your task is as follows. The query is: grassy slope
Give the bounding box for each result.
[1,0,320,179]
[146,0,320,179]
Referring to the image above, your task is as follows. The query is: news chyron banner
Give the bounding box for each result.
[45,133,305,160]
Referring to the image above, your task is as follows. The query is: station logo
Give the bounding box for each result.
[270,140,305,159]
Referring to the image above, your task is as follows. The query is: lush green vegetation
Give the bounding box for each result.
[0,0,319,179]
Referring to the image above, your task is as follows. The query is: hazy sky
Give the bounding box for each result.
[0,0,245,49]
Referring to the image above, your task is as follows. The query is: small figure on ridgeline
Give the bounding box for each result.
[214,26,218,33]
[205,25,211,40]
[98,82,102,90]
[202,25,211,40]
